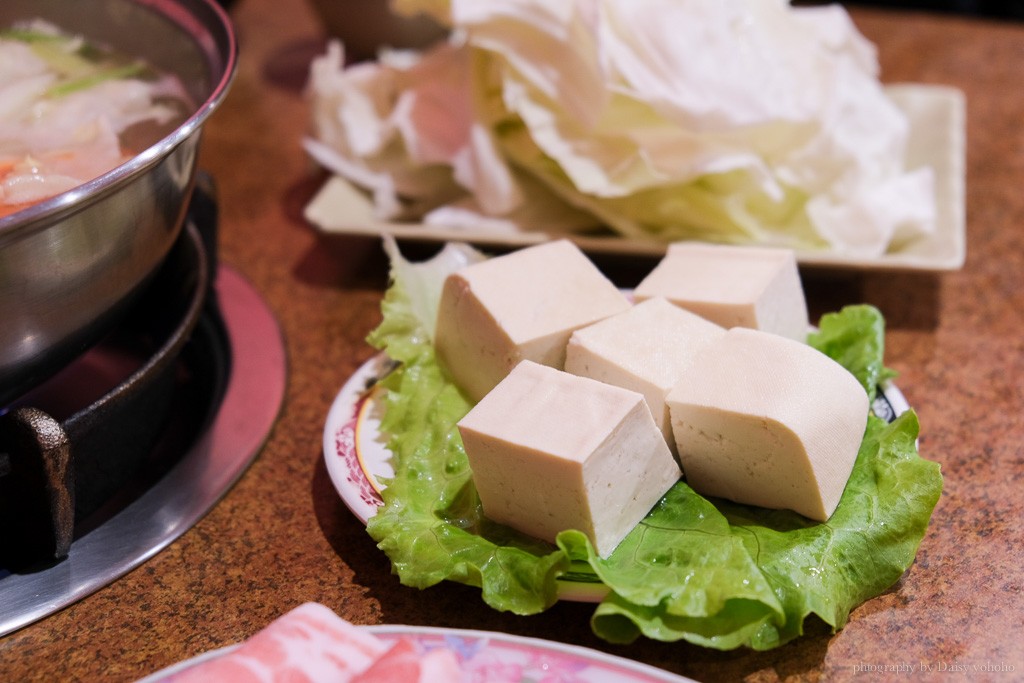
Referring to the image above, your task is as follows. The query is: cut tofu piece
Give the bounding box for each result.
[435,239,630,401]
[458,360,681,558]
[564,297,726,450]
[666,328,869,521]
[634,242,809,342]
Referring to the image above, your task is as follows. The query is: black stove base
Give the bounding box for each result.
[0,260,285,637]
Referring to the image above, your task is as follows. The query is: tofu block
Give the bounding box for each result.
[564,297,726,449]
[458,360,681,558]
[666,328,868,521]
[634,242,809,341]
[435,239,630,401]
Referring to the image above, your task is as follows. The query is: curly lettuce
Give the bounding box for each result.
[364,242,942,649]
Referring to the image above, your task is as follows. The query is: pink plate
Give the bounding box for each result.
[138,623,696,683]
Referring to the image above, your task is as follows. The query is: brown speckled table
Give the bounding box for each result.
[2,1,1023,681]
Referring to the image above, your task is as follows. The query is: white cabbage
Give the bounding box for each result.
[307,0,936,256]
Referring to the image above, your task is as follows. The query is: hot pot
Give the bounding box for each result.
[0,0,236,405]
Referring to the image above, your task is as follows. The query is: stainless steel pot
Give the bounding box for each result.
[0,0,236,405]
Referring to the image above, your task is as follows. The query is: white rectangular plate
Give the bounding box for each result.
[305,84,966,272]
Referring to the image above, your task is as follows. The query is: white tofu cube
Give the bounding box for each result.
[458,361,682,558]
[564,297,726,450]
[666,328,869,521]
[435,239,630,401]
[634,242,809,341]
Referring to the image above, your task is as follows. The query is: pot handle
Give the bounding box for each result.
[0,407,74,567]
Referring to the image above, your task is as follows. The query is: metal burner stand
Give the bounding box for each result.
[0,264,286,637]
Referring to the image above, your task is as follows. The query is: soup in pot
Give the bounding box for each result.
[0,19,192,218]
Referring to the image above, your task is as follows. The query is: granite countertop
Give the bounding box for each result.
[2,1,1023,681]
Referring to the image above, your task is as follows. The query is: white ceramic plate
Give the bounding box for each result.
[322,352,910,602]
[138,623,696,683]
[307,84,966,272]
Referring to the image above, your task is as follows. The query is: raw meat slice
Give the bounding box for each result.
[350,637,463,682]
[167,603,387,682]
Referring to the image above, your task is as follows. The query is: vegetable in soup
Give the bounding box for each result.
[0,19,192,218]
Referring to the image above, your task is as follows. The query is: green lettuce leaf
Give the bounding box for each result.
[366,238,567,614]
[363,244,943,648]
[573,410,938,649]
[808,303,896,401]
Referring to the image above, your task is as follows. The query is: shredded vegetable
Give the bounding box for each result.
[0,20,190,217]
